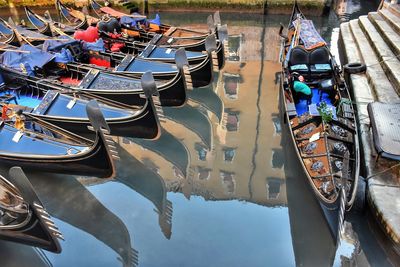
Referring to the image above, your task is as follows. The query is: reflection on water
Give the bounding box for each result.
[0,3,389,267]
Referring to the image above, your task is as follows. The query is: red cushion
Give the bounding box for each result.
[74,26,99,43]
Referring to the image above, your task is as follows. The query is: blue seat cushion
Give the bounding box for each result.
[290,64,309,71]
[310,64,331,72]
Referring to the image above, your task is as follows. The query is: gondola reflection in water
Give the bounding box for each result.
[0,167,62,253]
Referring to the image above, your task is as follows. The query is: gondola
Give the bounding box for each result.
[0,167,62,252]
[57,0,227,69]
[0,100,117,178]
[25,6,222,77]
[7,16,212,89]
[0,27,187,106]
[89,0,219,39]
[279,1,359,241]
[0,52,163,139]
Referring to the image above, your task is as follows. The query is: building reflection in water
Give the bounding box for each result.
[123,30,287,208]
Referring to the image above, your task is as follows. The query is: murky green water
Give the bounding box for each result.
[0,1,395,267]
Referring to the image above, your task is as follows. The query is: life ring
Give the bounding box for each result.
[343,62,367,74]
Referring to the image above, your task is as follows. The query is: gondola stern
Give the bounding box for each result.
[141,71,164,140]
[86,100,119,179]
[175,47,191,95]
[207,15,214,34]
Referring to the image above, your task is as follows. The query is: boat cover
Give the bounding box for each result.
[367,102,400,160]
[149,14,161,26]
[53,48,74,63]
[0,44,54,75]
[16,26,48,39]
[100,6,145,19]
[120,16,146,28]
[83,38,105,52]
[294,19,326,50]
[42,36,75,52]
[124,58,177,73]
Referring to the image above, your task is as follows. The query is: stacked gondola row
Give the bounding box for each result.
[0,2,227,253]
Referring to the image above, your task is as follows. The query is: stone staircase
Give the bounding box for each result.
[339,4,400,103]
[339,3,400,254]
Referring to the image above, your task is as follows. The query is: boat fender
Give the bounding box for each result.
[205,34,217,54]
[141,71,159,98]
[1,105,9,120]
[343,62,366,74]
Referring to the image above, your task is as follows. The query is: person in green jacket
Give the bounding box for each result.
[291,72,312,104]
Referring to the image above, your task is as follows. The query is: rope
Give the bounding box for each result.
[364,53,400,68]
[366,162,400,180]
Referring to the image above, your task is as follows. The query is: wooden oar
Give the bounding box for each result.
[0,47,30,53]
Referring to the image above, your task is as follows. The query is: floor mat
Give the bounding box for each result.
[295,88,333,115]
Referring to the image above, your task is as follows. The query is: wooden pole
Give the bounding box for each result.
[143,0,149,16]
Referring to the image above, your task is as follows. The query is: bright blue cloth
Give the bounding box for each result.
[54,48,74,63]
[83,38,106,52]
[149,14,161,26]
[120,16,146,28]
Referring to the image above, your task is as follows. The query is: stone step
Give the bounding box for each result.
[379,8,400,34]
[349,19,396,103]
[388,4,400,18]
[368,12,400,58]
[339,22,361,64]
[339,22,374,124]
[358,15,400,97]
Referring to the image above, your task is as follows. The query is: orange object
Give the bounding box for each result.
[15,116,24,130]
[122,28,140,37]
[1,105,9,120]
[149,23,160,32]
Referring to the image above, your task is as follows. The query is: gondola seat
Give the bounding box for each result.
[309,47,332,79]
[288,47,309,76]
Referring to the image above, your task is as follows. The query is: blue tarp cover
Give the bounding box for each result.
[0,44,55,75]
[42,36,76,52]
[120,16,146,28]
[149,14,161,26]
[83,38,106,52]
[54,48,74,63]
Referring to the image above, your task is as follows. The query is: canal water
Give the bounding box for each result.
[0,1,395,266]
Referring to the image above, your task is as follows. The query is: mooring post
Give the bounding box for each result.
[144,0,149,15]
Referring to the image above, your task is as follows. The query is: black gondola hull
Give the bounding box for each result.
[0,67,161,139]
[35,104,160,140]
[0,135,113,178]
